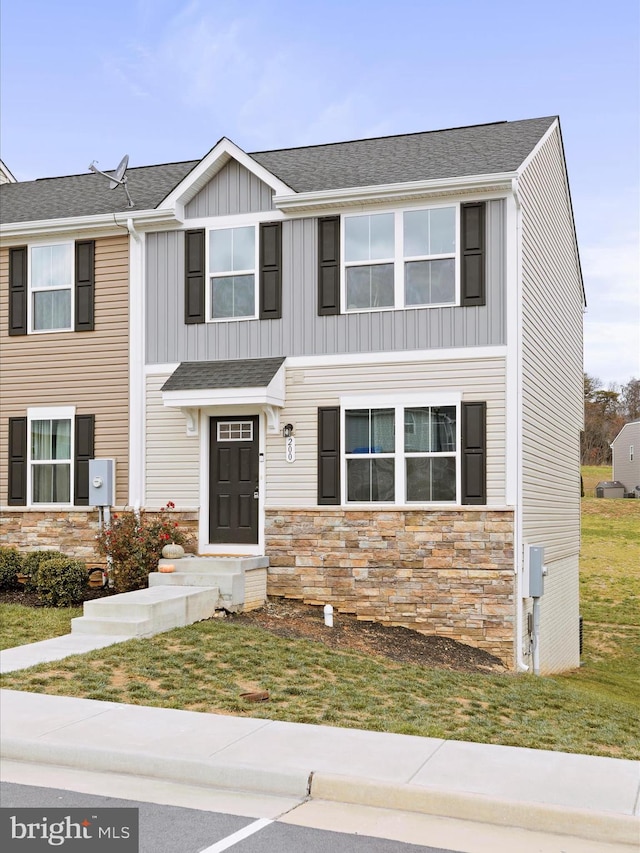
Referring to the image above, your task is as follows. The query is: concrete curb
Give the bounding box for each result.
[310,773,640,846]
[1,738,311,800]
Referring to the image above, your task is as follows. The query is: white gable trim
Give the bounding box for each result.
[158,138,294,214]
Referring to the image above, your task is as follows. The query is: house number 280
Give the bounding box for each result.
[285,436,296,463]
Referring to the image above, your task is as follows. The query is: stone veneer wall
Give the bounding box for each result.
[0,510,199,566]
[265,508,515,665]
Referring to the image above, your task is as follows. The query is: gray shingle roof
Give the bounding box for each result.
[161,357,285,392]
[0,161,198,224]
[1,117,556,224]
[252,116,557,193]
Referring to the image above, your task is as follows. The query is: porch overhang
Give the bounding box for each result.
[161,357,286,435]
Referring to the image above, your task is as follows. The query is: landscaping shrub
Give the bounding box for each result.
[32,556,88,607]
[0,546,23,590]
[22,550,64,591]
[95,502,192,593]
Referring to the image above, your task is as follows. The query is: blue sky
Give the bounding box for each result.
[2,0,638,388]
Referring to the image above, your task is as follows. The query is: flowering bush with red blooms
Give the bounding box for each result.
[95,502,192,593]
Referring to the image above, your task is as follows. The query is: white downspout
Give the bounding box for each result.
[126,217,145,510]
[512,177,529,672]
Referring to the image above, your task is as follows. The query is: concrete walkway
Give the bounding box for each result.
[1,639,639,847]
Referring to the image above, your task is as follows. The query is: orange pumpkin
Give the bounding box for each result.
[158,564,175,573]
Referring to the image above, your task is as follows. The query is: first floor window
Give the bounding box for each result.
[344,402,458,504]
[30,416,72,503]
[209,226,256,319]
[30,243,73,331]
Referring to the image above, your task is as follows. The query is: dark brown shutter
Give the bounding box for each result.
[461,203,486,307]
[461,402,486,505]
[75,240,95,331]
[74,414,95,505]
[259,221,282,319]
[8,417,27,505]
[318,406,341,505]
[9,246,28,336]
[185,229,205,324]
[318,216,340,315]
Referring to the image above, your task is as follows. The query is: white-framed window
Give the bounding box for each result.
[217,421,254,441]
[30,242,73,332]
[208,225,257,320]
[342,204,459,312]
[27,407,75,505]
[341,394,460,504]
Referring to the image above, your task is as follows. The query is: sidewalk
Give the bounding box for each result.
[1,639,639,847]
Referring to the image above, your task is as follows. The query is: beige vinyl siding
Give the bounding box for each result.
[519,126,583,560]
[265,357,507,508]
[518,125,583,672]
[0,236,130,506]
[145,373,200,506]
[538,554,580,673]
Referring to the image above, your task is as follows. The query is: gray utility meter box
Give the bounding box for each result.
[88,458,115,507]
[527,545,546,598]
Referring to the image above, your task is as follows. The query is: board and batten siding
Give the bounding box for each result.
[145,373,200,507]
[265,357,507,508]
[184,160,276,218]
[146,200,506,364]
[0,236,130,506]
[518,125,583,673]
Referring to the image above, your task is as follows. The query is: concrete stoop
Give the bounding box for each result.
[70,556,269,640]
[151,555,269,612]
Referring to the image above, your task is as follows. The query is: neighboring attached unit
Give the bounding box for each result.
[1,116,585,673]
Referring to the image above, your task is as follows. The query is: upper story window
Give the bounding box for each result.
[30,243,73,331]
[209,226,257,319]
[8,240,95,337]
[343,205,458,312]
[318,202,484,317]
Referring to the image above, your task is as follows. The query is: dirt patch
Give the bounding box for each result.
[234,597,506,674]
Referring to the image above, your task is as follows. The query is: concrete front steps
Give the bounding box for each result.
[150,556,268,612]
[70,556,268,640]
[71,586,220,639]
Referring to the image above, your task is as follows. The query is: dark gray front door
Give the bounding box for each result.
[209,416,259,545]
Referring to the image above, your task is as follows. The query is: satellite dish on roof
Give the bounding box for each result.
[88,154,134,208]
[109,154,129,189]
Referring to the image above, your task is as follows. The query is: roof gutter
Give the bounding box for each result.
[0,207,181,242]
[274,171,517,213]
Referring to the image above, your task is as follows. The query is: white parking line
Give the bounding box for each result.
[200,818,274,852]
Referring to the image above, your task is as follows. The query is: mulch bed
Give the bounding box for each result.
[235,598,506,673]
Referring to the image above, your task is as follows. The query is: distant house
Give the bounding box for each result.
[611,420,640,493]
[1,116,584,673]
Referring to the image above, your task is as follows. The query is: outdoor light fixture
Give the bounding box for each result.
[283,424,294,437]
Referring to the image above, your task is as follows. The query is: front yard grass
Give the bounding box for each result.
[1,466,638,759]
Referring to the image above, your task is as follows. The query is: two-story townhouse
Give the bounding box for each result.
[1,116,584,674]
[0,162,193,558]
[138,116,584,673]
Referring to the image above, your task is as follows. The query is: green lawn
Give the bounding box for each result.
[1,465,638,759]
